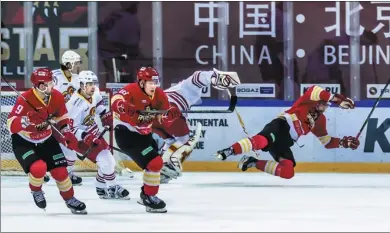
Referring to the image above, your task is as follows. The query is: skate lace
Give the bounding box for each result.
[32,191,45,203]
[149,195,161,204]
[66,197,82,206]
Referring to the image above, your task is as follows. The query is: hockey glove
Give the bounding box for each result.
[26,108,50,131]
[331,94,355,109]
[84,131,108,151]
[62,128,79,151]
[168,106,181,118]
[340,136,360,150]
[100,111,113,130]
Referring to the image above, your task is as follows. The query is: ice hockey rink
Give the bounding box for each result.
[2,172,390,232]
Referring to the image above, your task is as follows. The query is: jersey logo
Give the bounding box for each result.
[83,107,96,127]
[137,106,156,124]
[62,86,76,103]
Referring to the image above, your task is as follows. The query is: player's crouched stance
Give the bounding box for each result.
[60,71,129,200]
[215,86,359,179]
[6,68,87,214]
[112,67,178,213]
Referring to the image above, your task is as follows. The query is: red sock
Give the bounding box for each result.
[255,159,294,179]
[28,160,47,191]
[232,135,268,154]
[51,167,74,200]
[143,156,163,196]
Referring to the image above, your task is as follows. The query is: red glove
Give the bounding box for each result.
[112,100,138,122]
[340,136,360,150]
[62,128,79,151]
[332,94,355,109]
[84,131,108,151]
[27,108,48,125]
[100,111,113,130]
[167,106,181,120]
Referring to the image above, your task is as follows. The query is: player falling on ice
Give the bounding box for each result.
[6,68,87,214]
[111,67,180,213]
[215,85,360,179]
[152,68,241,184]
[58,70,130,199]
[49,50,82,184]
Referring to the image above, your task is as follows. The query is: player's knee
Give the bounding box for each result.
[146,156,163,172]
[250,134,268,150]
[279,160,294,179]
[50,167,69,181]
[96,151,115,173]
[29,160,47,178]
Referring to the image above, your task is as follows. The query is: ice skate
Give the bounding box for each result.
[31,190,46,210]
[137,188,167,213]
[214,147,234,161]
[65,197,87,215]
[108,185,130,200]
[238,154,259,171]
[69,173,82,186]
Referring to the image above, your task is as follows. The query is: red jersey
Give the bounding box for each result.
[7,88,69,143]
[281,85,340,149]
[111,83,170,135]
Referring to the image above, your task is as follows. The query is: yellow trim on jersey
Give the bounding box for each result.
[111,94,125,104]
[6,116,17,132]
[32,88,51,106]
[310,86,325,101]
[61,69,72,82]
[77,91,92,104]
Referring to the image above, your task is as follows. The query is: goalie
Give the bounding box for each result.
[57,70,130,199]
[214,85,359,179]
[152,68,240,183]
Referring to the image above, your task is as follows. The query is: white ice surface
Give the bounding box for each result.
[1,172,390,232]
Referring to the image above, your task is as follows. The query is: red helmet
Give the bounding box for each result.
[31,68,53,86]
[137,67,159,82]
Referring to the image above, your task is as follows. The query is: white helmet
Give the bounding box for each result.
[78,70,97,86]
[61,50,81,70]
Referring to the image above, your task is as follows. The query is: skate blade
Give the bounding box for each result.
[72,183,83,186]
[69,208,88,215]
[146,206,167,213]
[137,199,145,206]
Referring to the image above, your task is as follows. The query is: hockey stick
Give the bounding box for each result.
[139,94,238,114]
[1,76,66,139]
[356,76,390,139]
[77,126,110,161]
[225,89,260,158]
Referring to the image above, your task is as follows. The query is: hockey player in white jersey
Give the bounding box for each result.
[152,68,240,183]
[89,73,134,179]
[52,50,82,103]
[58,70,130,199]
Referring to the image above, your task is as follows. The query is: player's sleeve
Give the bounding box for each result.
[6,97,28,134]
[311,115,340,149]
[52,73,62,91]
[158,88,170,110]
[95,91,107,116]
[111,85,133,114]
[302,85,333,102]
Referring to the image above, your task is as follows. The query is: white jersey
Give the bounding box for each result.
[164,71,213,111]
[52,69,80,103]
[66,88,106,141]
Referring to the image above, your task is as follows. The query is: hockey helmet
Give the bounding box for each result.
[30,68,53,86]
[61,50,81,70]
[137,67,160,85]
[78,70,97,86]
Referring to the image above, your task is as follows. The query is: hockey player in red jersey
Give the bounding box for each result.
[215,85,359,179]
[112,67,180,213]
[6,68,87,214]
